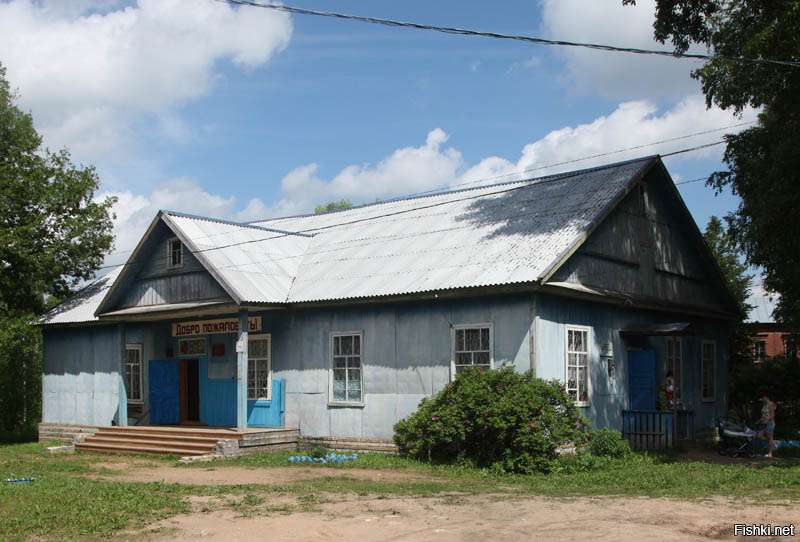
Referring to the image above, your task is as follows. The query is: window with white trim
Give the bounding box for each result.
[247,334,271,400]
[666,336,682,404]
[566,326,590,406]
[125,344,143,403]
[330,332,363,404]
[451,324,493,378]
[701,341,716,401]
[168,238,183,269]
[753,340,767,362]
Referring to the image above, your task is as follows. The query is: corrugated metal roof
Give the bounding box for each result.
[164,213,312,304]
[746,295,778,323]
[253,157,652,303]
[39,266,123,325]
[43,156,656,322]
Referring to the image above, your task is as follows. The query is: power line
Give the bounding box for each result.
[94,134,733,274]
[401,122,753,199]
[217,0,800,68]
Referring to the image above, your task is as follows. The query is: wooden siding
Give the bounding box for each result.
[138,221,205,277]
[551,172,726,312]
[118,271,228,308]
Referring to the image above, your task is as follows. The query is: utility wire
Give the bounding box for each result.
[93,141,720,274]
[217,0,800,68]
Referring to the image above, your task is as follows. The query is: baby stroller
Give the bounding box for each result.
[717,417,757,458]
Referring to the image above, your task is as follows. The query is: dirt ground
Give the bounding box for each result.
[137,494,799,542]
[95,455,799,542]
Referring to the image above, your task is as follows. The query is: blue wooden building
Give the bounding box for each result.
[38,156,740,447]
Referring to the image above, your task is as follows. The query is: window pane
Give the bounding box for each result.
[456,329,465,351]
[353,335,360,355]
[473,352,490,366]
[333,356,347,368]
[348,356,360,368]
[480,328,489,350]
[464,329,480,351]
[333,369,346,389]
[567,330,575,351]
[348,369,361,389]
[456,352,472,365]
[341,335,353,355]
[333,389,346,401]
[249,338,267,358]
[333,336,340,356]
[347,389,361,402]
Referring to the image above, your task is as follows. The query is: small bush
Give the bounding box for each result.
[393,367,589,473]
[309,445,328,459]
[588,427,631,458]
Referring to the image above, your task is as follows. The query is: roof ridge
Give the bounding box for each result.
[249,155,659,225]
[164,210,313,237]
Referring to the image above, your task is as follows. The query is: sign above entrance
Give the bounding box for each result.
[172,316,262,337]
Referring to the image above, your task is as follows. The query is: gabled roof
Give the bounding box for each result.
[44,154,728,323]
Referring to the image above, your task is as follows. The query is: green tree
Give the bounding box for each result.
[703,216,752,309]
[623,0,800,329]
[0,64,116,432]
[703,215,754,369]
[314,199,353,214]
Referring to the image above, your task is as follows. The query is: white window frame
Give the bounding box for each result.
[666,336,683,404]
[125,344,143,403]
[247,334,272,401]
[701,340,716,402]
[451,323,494,380]
[565,325,591,407]
[328,331,364,406]
[178,337,206,357]
[753,340,767,362]
[167,237,184,269]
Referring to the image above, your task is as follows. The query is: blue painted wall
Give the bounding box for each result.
[42,290,728,440]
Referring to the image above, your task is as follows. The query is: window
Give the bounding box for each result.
[168,238,183,268]
[125,344,143,403]
[784,336,798,359]
[666,337,682,404]
[701,341,716,401]
[329,332,363,404]
[247,334,271,400]
[566,326,590,406]
[452,324,493,378]
[179,338,205,356]
[753,340,767,362]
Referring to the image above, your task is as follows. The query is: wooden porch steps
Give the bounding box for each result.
[75,426,243,457]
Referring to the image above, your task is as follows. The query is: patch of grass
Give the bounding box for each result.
[180,449,421,470]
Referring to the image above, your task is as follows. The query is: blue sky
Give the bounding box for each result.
[0,0,759,282]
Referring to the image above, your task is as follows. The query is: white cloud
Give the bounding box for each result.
[539,0,705,99]
[0,0,292,156]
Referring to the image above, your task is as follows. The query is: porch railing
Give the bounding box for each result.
[621,409,694,450]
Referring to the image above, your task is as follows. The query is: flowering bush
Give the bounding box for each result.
[393,367,589,473]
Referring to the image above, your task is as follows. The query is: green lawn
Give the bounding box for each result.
[2,442,799,541]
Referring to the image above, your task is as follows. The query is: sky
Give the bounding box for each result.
[0,0,763,289]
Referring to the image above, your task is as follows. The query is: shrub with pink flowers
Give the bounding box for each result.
[393,367,589,473]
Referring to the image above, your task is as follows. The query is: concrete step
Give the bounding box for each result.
[85,436,215,453]
[76,441,209,456]
[98,426,243,440]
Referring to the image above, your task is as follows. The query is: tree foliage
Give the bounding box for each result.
[0,64,117,316]
[0,64,116,433]
[624,0,800,329]
[702,215,752,309]
[314,199,353,214]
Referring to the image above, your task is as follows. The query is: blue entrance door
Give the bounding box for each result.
[629,350,656,410]
[149,360,180,424]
